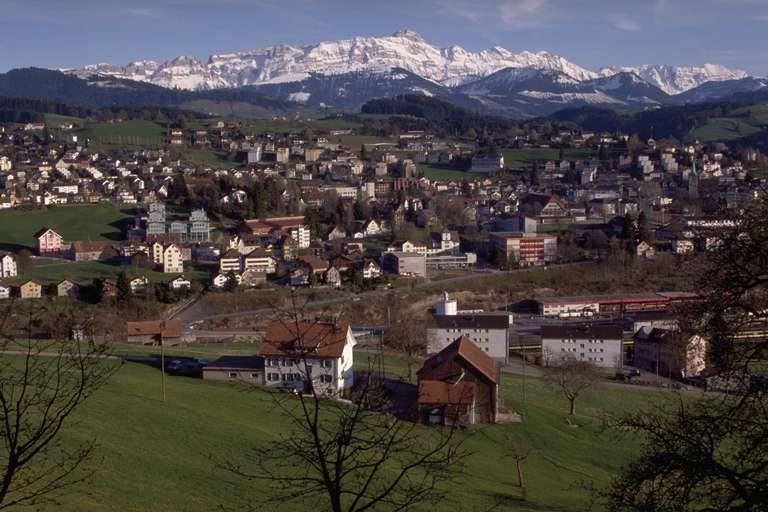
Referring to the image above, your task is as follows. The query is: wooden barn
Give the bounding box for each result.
[416,336,500,426]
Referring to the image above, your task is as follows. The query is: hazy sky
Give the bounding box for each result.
[2,0,768,75]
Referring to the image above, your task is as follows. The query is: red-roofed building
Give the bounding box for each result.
[241,216,310,249]
[417,336,500,426]
[34,227,65,256]
[125,319,183,345]
[258,320,356,395]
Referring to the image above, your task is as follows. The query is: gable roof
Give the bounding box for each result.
[126,319,182,339]
[71,240,112,252]
[33,227,61,239]
[419,336,499,384]
[259,321,351,359]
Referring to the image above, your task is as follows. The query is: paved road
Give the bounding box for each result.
[176,261,595,328]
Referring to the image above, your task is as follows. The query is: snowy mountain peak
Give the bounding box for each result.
[599,63,749,95]
[68,31,600,90]
[391,29,424,41]
[67,31,751,95]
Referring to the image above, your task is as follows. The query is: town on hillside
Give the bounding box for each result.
[1,90,767,512]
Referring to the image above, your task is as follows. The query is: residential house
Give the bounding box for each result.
[213,272,241,289]
[0,253,17,278]
[541,323,624,370]
[70,240,114,262]
[426,230,460,256]
[672,238,694,255]
[20,280,42,299]
[170,275,192,290]
[202,356,265,384]
[517,193,569,224]
[259,320,356,395]
[241,269,267,288]
[152,241,165,265]
[125,319,183,345]
[56,279,79,298]
[325,266,342,288]
[634,328,707,379]
[386,240,428,256]
[417,336,500,426]
[163,244,184,273]
[129,276,150,294]
[361,219,382,237]
[360,259,381,280]
[636,241,655,259]
[0,284,11,300]
[327,225,347,240]
[34,227,65,256]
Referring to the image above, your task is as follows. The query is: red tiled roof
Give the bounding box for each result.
[126,319,182,339]
[258,321,351,359]
[243,216,306,234]
[419,336,499,384]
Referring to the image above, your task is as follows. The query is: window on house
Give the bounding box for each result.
[228,372,238,378]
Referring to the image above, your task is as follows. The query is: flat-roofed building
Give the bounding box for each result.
[541,323,624,370]
[490,232,557,267]
[381,251,426,278]
[427,293,512,363]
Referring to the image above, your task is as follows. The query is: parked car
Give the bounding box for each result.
[623,367,641,378]
[167,358,209,376]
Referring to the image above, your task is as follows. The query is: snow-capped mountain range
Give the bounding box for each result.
[67,30,750,96]
[598,64,749,95]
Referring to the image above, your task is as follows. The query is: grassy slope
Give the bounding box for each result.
[10,260,207,286]
[0,203,135,252]
[78,120,167,150]
[418,164,485,181]
[503,148,594,169]
[690,102,768,142]
[45,350,667,512]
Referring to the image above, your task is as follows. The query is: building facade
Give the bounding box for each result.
[258,321,356,395]
[427,293,512,363]
[490,232,558,267]
[541,323,624,370]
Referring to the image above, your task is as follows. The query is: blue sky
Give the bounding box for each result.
[1,0,768,75]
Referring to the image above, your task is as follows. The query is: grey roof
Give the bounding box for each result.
[204,356,264,371]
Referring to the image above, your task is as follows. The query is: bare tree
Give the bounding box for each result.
[0,301,118,510]
[384,303,427,382]
[222,292,465,512]
[503,437,531,501]
[544,356,598,417]
[602,191,768,512]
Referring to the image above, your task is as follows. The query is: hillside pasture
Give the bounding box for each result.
[0,203,135,252]
[78,120,167,150]
[38,352,669,512]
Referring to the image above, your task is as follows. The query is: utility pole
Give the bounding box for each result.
[160,336,166,402]
[521,344,526,403]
